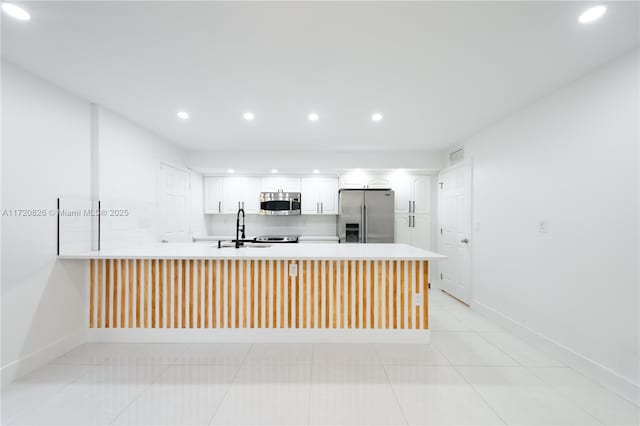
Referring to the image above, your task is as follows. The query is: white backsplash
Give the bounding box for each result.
[205,214,337,237]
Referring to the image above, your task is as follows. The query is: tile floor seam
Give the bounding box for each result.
[107,364,171,425]
[207,343,253,426]
[470,329,523,367]
[3,365,91,425]
[448,364,508,426]
[526,365,636,424]
[428,333,509,426]
[307,343,314,426]
[526,366,608,426]
[376,346,410,426]
[534,363,640,410]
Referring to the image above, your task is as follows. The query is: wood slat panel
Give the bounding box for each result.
[89,260,95,328]
[88,257,429,331]
[423,260,429,330]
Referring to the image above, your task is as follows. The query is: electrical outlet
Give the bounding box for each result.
[414,294,422,306]
[289,263,298,277]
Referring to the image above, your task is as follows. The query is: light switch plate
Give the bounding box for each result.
[414,294,422,306]
[538,220,549,233]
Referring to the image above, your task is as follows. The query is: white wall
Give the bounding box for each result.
[461,49,639,401]
[97,107,188,248]
[190,170,207,237]
[0,62,192,384]
[1,62,90,382]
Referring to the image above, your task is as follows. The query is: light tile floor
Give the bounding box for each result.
[2,290,639,425]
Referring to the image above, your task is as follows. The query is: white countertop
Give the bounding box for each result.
[59,243,446,261]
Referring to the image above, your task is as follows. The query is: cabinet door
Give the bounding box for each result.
[260,176,281,193]
[280,177,301,193]
[389,174,411,213]
[240,177,261,214]
[203,177,223,214]
[300,177,320,214]
[411,175,432,214]
[366,176,392,189]
[339,172,367,189]
[394,214,412,245]
[411,214,432,250]
[317,177,338,214]
[222,177,243,213]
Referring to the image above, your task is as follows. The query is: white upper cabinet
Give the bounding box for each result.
[300,177,338,215]
[366,176,392,189]
[339,172,366,189]
[260,176,300,193]
[411,175,431,214]
[222,176,260,214]
[339,172,392,189]
[391,174,432,214]
[203,177,224,214]
[390,173,411,213]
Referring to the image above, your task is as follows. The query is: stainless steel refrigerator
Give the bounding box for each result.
[338,189,395,243]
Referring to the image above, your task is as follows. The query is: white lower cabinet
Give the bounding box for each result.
[395,213,431,250]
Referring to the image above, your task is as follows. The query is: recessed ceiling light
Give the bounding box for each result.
[371,113,383,122]
[176,111,189,120]
[579,5,606,23]
[308,113,319,122]
[243,112,255,121]
[271,169,278,174]
[2,3,30,21]
[227,168,235,174]
[313,169,320,174]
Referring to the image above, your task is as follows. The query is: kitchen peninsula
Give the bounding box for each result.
[61,243,444,343]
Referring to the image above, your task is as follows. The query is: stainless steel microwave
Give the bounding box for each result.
[259,192,301,215]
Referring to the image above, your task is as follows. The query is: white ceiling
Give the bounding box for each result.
[2,1,638,152]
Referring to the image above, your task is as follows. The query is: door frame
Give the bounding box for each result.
[158,161,192,242]
[437,160,473,304]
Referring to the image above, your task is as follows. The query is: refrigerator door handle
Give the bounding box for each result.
[408,200,411,213]
[363,204,367,243]
[360,204,364,243]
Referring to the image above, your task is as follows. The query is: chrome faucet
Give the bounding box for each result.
[235,208,246,248]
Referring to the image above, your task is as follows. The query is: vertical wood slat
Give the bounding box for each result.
[89,260,95,328]
[88,257,429,331]
[423,260,429,330]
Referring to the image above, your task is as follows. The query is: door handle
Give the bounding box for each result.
[218,201,221,213]
[461,238,469,244]
[408,201,411,213]
[412,200,416,213]
[360,205,365,243]
[317,202,319,214]
[321,202,323,214]
[408,216,412,228]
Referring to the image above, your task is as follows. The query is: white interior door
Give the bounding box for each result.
[438,162,472,304]
[159,163,190,242]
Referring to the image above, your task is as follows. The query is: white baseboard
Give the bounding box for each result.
[471,300,639,406]
[88,328,430,344]
[1,329,86,386]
